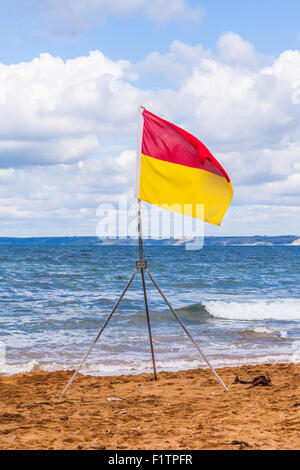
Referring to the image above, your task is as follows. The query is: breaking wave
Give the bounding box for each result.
[1,353,299,377]
[204,299,300,322]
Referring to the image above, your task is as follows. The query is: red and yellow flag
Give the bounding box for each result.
[135,108,233,226]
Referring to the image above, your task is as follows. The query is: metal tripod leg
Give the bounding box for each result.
[59,268,139,398]
[146,268,228,392]
[140,267,158,380]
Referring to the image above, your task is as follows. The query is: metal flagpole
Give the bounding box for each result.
[137,200,158,380]
[145,268,228,392]
[59,268,138,398]
[136,107,157,380]
[138,200,143,260]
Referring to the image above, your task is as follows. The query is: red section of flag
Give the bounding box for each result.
[142,109,230,182]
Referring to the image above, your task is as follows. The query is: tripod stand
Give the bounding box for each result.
[60,201,228,398]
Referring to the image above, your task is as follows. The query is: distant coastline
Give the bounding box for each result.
[0,235,299,246]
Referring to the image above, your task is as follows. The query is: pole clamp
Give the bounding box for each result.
[136,259,147,269]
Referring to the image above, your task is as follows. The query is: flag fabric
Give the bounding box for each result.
[135,108,233,226]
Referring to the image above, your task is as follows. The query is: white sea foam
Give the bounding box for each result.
[0,359,40,375]
[204,299,300,321]
[1,353,299,377]
[251,327,276,334]
[241,326,290,339]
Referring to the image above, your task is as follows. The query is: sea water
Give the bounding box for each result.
[0,243,299,375]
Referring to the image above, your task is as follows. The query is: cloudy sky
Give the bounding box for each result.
[0,0,300,237]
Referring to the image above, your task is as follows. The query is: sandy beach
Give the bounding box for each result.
[0,363,299,450]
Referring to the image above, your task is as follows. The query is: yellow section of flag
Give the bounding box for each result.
[140,154,233,226]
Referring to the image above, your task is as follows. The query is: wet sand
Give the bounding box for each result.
[0,363,299,450]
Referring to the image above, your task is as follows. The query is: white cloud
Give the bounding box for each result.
[217,32,257,66]
[163,48,300,150]
[0,50,144,168]
[115,150,136,168]
[132,40,209,83]
[0,205,29,218]
[0,34,300,235]
[0,149,137,236]
[0,136,99,167]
